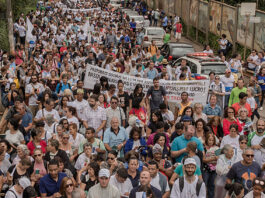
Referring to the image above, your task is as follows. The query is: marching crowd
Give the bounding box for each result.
[0,0,265,197]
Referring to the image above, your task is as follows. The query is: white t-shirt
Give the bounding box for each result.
[162,110,174,123]
[67,100,88,120]
[219,39,228,49]
[25,83,45,105]
[248,55,259,69]
[69,133,85,151]
[203,49,213,54]
[62,116,79,130]
[35,109,60,122]
[246,97,256,112]
[170,176,206,198]
[220,75,235,94]
[5,130,24,146]
[18,25,26,37]
[5,186,22,198]
[220,135,240,149]
[109,175,133,196]
[74,153,90,170]
[150,173,170,192]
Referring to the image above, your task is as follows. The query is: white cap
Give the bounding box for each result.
[184,158,196,166]
[18,177,31,189]
[98,169,110,178]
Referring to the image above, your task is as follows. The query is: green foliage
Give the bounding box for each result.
[12,0,37,20]
[0,20,9,51]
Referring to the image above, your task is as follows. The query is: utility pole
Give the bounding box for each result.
[6,0,15,54]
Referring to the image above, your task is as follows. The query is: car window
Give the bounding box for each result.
[201,63,227,75]
[147,29,164,35]
[173,59,183,67]
[189,62,197,73]
[171,47,194,56]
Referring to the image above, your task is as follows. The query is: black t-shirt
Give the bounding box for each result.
[147,86,167,111]
[81,175,97,192]
[8,165,32,183]
[117,91,129,114]
[227,161,261,194]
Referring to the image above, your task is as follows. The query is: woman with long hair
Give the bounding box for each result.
[99,76,109,94]
[124,127,147,155]
[207,116,223,142]
[47,70,59,92]
[5,118,25,149]
[56,96,69,117]
[59,177,75,198]
[129,84,145,111]
[146,110,163,138]
[220,124,240,149]
[79,162,100,193]
[222,107,242,136]
[129,96,148,126]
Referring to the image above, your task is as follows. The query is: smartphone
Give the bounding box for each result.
[35,169,40,174]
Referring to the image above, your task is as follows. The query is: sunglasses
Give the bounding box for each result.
[63,123,68,125]
[255,180,265,186]
[111,102,117,104]
[240,142,247,144]
[228,111,234,114]
[34,154,42,157]
[63,137,70,140]
[245,154,254,158]
[107,157,115,160]
[65,183,73,188]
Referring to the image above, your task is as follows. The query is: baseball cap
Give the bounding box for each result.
[184,158,196,166]
[18,177,31,189]
[181,115,192,122]
[98,169,110,178]
[152,143,162,154]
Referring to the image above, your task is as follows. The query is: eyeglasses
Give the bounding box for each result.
[240,142,247,144]
[65,183,73,188]
[34,154,42,157]
[63,137,69,140]
[107,157,115,160]
[245,154,254,158]
[215,78,220,80]
[63,122,68,125]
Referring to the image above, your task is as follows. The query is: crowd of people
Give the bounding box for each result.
[0,0,265,197]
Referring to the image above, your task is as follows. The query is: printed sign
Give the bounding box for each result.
[84,64,210,104]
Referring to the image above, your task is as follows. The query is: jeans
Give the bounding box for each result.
[224,95,230,109]
[203,170,216,198]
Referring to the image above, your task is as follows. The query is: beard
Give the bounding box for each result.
[257,128,264,133]
[184,170,196,177]
[89,103,95,108]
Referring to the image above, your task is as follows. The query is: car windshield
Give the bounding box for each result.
[171,47,194,56]
[201,63,227,75]
[147,29,164,35]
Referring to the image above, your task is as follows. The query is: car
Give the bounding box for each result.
[128,15,150,29]
[172,53,227,80]
[142,27,166,48]
[160,42,195,61]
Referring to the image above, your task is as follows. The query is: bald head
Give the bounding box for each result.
[111,117,119,130]
[140,171,151,186]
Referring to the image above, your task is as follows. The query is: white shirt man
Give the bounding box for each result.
[67,89,88,120]
[109,168,133,197]
[171,158,206,198]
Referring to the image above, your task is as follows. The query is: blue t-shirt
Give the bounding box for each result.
[257,75,265,90]
[39,172,67,196]
[171,135,204,163]
[130,22,136,29]
[21,112,32,128]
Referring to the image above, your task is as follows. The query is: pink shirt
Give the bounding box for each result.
[147,132,170,147]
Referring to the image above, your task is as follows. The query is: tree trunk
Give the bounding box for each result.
[6,0,15,54]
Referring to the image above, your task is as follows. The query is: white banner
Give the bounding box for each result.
[62,7,101,13]
[84,64,210,104]
[26,17,34,43]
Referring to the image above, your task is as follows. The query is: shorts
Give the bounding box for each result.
[175,32,181,40]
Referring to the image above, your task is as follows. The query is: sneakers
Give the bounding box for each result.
[260,107,263,111]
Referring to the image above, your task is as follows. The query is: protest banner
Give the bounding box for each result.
[84,64,210,104]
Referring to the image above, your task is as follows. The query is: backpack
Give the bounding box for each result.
[1,93,9,108]
[179,176,203,196]
[58,83,71,93]
[226,41,233,51]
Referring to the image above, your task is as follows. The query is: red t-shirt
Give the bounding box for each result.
[27,140,47,156]
[129,107,147,124]
[176,23,182,33]
[231,103,252,117]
